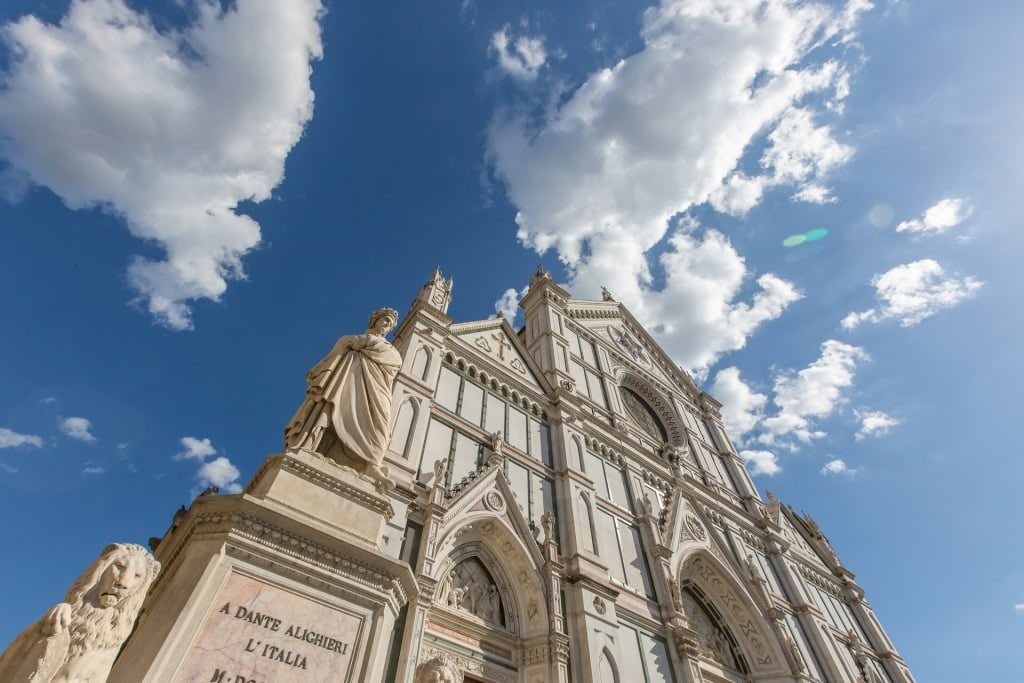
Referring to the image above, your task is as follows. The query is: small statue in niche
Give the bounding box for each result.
[0,543,160,683]
[284,308,402,480]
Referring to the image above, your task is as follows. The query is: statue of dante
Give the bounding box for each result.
[284,307,402,478]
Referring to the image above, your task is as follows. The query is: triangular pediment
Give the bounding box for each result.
[566,299,701,401]
[449,318,551,395]
[663,487,732,569]
[435,461,546,572]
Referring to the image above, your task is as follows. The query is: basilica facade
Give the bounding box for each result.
[110,268,915,683]
[376,268,914,683]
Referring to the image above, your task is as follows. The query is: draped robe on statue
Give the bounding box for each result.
[285,332,403,470]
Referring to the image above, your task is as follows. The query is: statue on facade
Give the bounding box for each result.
[284,307,402,479]
[435,568,456,607]
[0,543,160,683]
[486,431,504,467]
[414,653,463,683]
[540,512,554,545]
[744,554,761,582]
[848,630,883,683]
[782,632,806,673]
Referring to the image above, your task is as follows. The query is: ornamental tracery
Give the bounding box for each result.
[617,373,685,446]
[620,386,668,442]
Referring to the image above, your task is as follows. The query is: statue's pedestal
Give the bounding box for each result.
[109,450,416,683]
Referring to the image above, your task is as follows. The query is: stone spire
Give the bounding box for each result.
[416,267,453,314]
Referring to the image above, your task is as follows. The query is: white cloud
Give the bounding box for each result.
[82,466,105,475]
[487,0,867,371]
[174,435,241,493]
[854,409,900,441]
[491,26,547,81]
[0,463,18,474]
[710,367,767,440]
[842,259,983,329]
[0,427,43,449]
[821,458,856,476]
[197,456,242,493]
[760,107,854,204]
[760,340,868,448]
[0,0,324,329]
[740,450,781,476]
[896,197,971,235]
[494,285,529,323]
[1014,603,1024,613]
[175,436,217,461]
[59,417,96,443]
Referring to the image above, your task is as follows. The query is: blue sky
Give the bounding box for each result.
[0,0,1019,679]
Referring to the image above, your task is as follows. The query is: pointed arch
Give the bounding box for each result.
[577,492,597,554]
[432,511,548,639]
[675,549,787,676]
[680,582,748,673]
[571,435,586,471]
[617,372,685,448]
[598,647,619,683]
[389,396,418,459]
[411,345,432,381]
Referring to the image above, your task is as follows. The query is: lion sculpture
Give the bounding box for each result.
[0,542,160,682]
[414,653,463,683]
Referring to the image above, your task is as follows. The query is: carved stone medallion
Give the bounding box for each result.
[483,490,505,513]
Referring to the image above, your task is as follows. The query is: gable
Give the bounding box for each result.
[566,303,700,401]
[449,319,548,394]
[778,510,830,567]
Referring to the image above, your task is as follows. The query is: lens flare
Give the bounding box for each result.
[868,203,894,228]
[783,228,828,248]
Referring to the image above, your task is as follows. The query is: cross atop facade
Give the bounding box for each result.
[490,332,512,360]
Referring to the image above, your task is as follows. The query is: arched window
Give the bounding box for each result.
[619,386,668,442]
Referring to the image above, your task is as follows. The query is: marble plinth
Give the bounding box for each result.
[109,452,416,683]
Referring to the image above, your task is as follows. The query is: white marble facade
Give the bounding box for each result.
[109,267,914,683]
[377,268,915,683]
